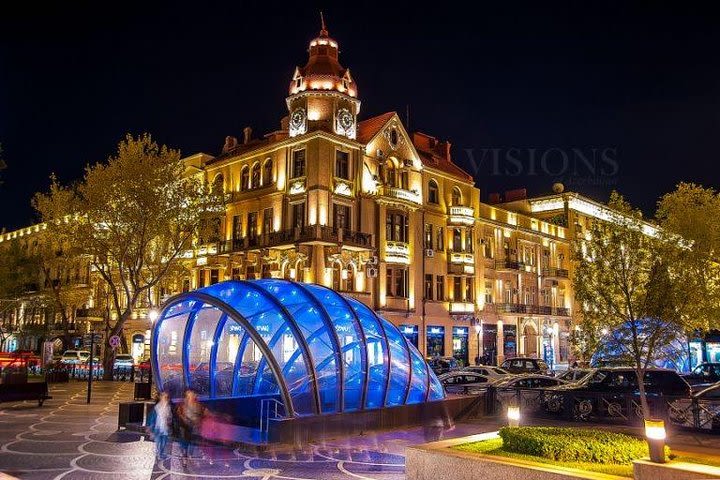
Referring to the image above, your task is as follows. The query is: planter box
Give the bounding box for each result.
[406,434,625,480]
[633,459,720,480]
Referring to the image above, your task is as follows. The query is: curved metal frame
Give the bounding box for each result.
[289,282,346,412]
[156,290,296,417]
[152,280,445,419]
[239,280,322,415]
[312,284,370,411]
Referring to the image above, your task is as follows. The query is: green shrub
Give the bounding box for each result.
[498,427,667,464]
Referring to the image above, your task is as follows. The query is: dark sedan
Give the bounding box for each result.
[542,367,690,421]
[500,357,551,375]
[682,363,720,387]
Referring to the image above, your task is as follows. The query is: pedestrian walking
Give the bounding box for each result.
[177,389,205,468]
[148,392,172,460]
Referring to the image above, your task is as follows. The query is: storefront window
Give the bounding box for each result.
[452,327,469,367]
[426,326,445,357]
[707,342,720,363]
[400,324,419,348]
[482,325,497,365]
[504,325,517,358]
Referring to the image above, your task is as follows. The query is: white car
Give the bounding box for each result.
[60,350,91,365]
[439,371,494,395]
[113,354,135,369]
[463,365,511,380]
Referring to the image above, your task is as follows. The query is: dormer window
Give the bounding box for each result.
[389,129,399,148]
[295,77,302,88]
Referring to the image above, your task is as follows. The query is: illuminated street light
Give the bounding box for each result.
[507,405,520,427]
[644,419,667,463]
[148,309,159,323]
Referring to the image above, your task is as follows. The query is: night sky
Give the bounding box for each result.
[1,2,719,230]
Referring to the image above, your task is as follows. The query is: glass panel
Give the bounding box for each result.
[235,335,260,395]
[380,317,410,407]
[255,280,339,414]
[304,284,365,412]
[344,296,388,409]
[428,371,445,401]
[187,304,224,397]
[407,345,429,404]
[200,281,313,415]
[214,317,243,397]
[155,301,196,399]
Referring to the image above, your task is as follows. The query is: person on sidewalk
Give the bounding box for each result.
[177,389,205,468]
[148,392,172,460]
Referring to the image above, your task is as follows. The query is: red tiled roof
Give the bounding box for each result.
[414,137,474,183]
[356,112,397,144]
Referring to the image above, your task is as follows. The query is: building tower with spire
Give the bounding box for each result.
[287,15,359,139]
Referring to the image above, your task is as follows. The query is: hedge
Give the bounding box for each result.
[498,427,667,464]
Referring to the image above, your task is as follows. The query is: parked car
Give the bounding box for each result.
[427,357,460,376]
[463,365,510,380]
[500,357,551,375]
[60,350,91,365]
[113,354,135,369]
[493,374,564,389]
[557,368,595,383]
[681,363,720,387]
[439,372,493,395]
[694,382,720,430]
[542,367,691,420]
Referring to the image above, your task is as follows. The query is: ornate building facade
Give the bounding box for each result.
[1,22,578,367]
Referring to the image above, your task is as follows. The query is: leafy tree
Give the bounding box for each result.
[656,182,720,328]
[34,134,220,378]
[572,192,702,417]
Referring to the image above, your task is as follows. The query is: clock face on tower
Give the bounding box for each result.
[335,108,356,139]
[289,108,307,137]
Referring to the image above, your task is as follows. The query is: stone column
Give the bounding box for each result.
[496,320,504,365]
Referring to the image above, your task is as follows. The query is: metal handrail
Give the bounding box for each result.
[259,397,285,433]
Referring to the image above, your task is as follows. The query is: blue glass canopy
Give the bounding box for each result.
[151,280,445,417]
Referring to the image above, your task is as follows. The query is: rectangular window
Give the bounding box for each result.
[210,269,219,285]
[453,228,462,251]
[387,268,408,298]
[483,237,493,258]
[465,277,474,302]
[386,212,408,242]
[182,279,191,293]
[436,275,445,301]
[436,226,444,251]
[292,149,306,178]
[424,274,433,300]
[453,277,462,301]
[292,203,305,229]
[197,270,205,289]
[231,267,242,281]
[485,280,493,304]
[333,203,351,230]
[232,215,243,240]
[335,150,350,179]
[263,208,273,235]
[424,224,433,249]
[247,212,258,239]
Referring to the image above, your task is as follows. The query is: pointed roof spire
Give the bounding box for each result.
[319,11,328,36]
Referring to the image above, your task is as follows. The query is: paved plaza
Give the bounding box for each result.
[2,381,720,480]
[0,381,483,480]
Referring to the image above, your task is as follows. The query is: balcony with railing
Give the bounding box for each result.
[449,302,475,314]
[448,250,475,274]
[340,229,373,249]
[542,267,569,279]
[385,241,410,264]
[448,206,475,226]
[495,259,523,271]
[377,185,422,206]
[494,303,570,316]
[227,184,277,203]
[75,308,104,320]
[217,225,367,254]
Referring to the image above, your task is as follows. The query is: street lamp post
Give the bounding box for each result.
[473,318,482,365]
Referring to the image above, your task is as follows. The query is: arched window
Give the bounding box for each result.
[212,174,224,195]
[452,187,462,206]
[332,262,343,291]
[428,180,439,204]
[251,163,261,189]
[240,166,249,191]
[263,159,273,186]
[346,264,355,292]
[384,159,397,187]
[400,171,409,190]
